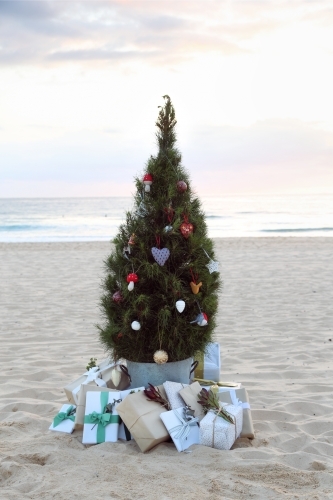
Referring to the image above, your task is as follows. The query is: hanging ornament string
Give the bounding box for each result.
[190,268,198,285]
[164,204,174,224]
[156,235,161,249]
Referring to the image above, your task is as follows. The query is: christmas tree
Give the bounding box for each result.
[99,96,220,364]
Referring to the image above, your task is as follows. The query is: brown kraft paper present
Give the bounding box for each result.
[217,387,254,439]
[179,382,205,421]
[116,389,170,453]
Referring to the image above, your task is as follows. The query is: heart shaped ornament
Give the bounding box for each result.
[176,300,185,313]
[180,222,193,239]
[151,247,170,266]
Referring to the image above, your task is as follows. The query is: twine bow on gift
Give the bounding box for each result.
[169,408,199,452]
[84,392,121,443]
[211,404,238,450]
[53,405,76,428]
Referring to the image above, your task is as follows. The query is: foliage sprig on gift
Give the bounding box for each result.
[98,96,220,363]
[86,357,97,371]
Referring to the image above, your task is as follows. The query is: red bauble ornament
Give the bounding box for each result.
[143,173,153,192]
[177,180,187,193]
[112,290,123,303]
[180,216,193,239]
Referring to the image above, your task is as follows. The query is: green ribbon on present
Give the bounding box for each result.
[84,392,121,443]
[53,405,76,428]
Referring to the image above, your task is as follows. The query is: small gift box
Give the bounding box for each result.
[193,342,221,382]
[179,382,205,421]
[217,388,254,439]
[118,387,145,441]
[64,360,130,406]
[163,381,188,410]
[160,407,200,452]
[200,404,243,451]
[75,385,117,430]
[82,390,122,444]
[49,404,76,434]
[116,390,170,452]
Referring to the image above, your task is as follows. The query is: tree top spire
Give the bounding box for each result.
[156,95,177,151]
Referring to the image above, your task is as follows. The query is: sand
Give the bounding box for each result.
[0,238,333,499]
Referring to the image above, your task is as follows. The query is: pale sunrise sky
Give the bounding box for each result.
[1,0,333,197]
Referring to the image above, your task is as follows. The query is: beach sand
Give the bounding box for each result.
[1,238,332,499]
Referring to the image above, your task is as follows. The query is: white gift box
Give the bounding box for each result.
[118,387,144,441]
[163,381,189,410]
[49,404,76,434]
[200,404,243,451]
[160,407,200,452]
[64,359,115,405]
[82,390,122,444]
[193,342,221,382]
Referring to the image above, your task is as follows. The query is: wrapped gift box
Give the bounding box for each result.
[201,382,242,393]
[179,382,205,421]
[163,381,188,410]
[49,404,76,434]
[217,388,254,439]
[64,360,130,406]
[82,390,122,444]
[118,387,144,441]
[116,389,170,452]
[75,385,117,430]
[160,407,200,452]
[200,404,243,451]
[193,342,221,382]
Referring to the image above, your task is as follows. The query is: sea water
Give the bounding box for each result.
[0,194,332,242]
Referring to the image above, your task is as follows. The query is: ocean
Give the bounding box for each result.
[0,194,332,242]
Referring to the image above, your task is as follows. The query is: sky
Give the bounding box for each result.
[0,0,333,197]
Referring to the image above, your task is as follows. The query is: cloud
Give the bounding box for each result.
[0,0,297,67]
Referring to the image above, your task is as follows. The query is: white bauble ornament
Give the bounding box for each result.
[175,300,185,313]
[131,320,141,331]
[128,281,134,291]
[153,350,168,364]
[111,367,121,387]
[164,225,173,233]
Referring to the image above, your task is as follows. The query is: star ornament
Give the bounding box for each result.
[206,258,219,274]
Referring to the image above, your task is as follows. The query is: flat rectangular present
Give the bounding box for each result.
[64,360,130,406]
[200,404,243,451]
[179,382,205,421]
[217,388,254,439]
[116,390,170,453]
[82,390,122,444]
[160,407,200,452]
[49,404,76,434]
[75,385,117,430]
[118,387,145,441]
[193,342,221,382]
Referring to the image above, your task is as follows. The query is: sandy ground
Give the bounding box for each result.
[0,238,333,500]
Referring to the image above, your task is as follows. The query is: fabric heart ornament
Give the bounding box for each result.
[180,221,193,239]
[151,247,170,266]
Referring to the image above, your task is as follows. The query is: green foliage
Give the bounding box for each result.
[98,96,221,363]
[86,357,97,371]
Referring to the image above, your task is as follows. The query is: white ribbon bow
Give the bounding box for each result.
[169,409,199,451]
[229,390,250,410]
